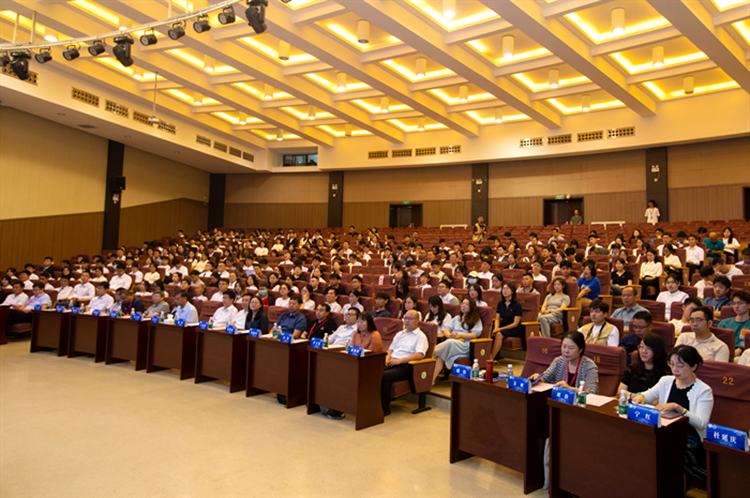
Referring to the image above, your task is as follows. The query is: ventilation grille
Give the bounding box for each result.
[132,110,151,125]
[439,145,461,154]
[608,126,635,139]
[157,121,176,134]
[392,149,412,158]
[520,137,544,148]
[415,147,436,156]
[242,151,255,162]
[72,87,99,107]
[213,141,228,153]
[547,134,572,146]
[577,130,603,142]
[229,147,242,158]
[105,100,129,117]
[2,66,38,84]
[368,150,389,159]
[196,135,212,147]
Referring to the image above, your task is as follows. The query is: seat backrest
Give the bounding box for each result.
[198,301,222,322]
[385,298,401,318]
[520,337,562,378]
[374,318,404,350]
[422,287,438,300]
[678,326,735,363]
[583,344,626,396]
[679,285,697,299]
[651,321,676,348]
[564,281,579,307]
[637,300,666,322]
[444,303,460,317]
[696,360,750,431]
[330,312,344,327]
[720,305,736,320]
[266,305,287,325]
[517,292,540,322]
[418,321,438,358]
[374,285,396,298]
[477,306,496,339]
[483,290,502,309]
[732,274,750,291]
[300,308,316,324]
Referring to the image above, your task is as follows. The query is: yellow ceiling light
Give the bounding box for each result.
[165,89,199,103]
[683,75,695,95]
[239,37,316,64]
[167,49,204,68]
[611,8,625,35]
[193,91,204,106]
[416,58,427,79]
[712,0,748,10]
[565,12,670,43]
[233,82,263,98]
[357,19,370,44]
[319,125,371,137]
[581,94,591,112]
[307,105,316,120]
[278,40,291,61]
[733,20,750,45]
[0,11,51,37]
[203,55,215,73]
[171,0,195,12]
[388,119,448,132]
[549,68,559,89]
[325,23,367,49]
[381,60,454,81]
[351,99,409,113]
[405,0,498,30]
[345,125,352,137]
[646,79,741,100]
[304,73,370,92]
[44,29,58,42]
[495,107,503,123]
[68,0,120,26]
[465,110,529,124]
[502,35,514,59]
[239,112,247,125]
[95,57,134,76]
[652,46,664,67]
[609,51,707,74]
[213,112,240,125]
[380,97,390,113]
[277,128,284,141]
[264,84,274,100]
[443,0,456,19]
[466,39,492,54]
[337,72,347,92]
[427,88,494,104]
[546,97,624,114]
[512,73,590,92]
[459,85,468,103]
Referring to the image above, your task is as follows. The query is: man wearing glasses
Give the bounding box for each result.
[611,286,648,331]
[328,308,359,345]
[717,290,750,359]
[618,311,653,356]
[674,306,730,362]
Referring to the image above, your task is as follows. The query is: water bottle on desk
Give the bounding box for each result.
[322,333,329,348]
[506,364,514,387]
[208,317,214,329]
[577,381,587,407]
[618,389,629,418]
[345,339,351,353]
[471,359,480,379]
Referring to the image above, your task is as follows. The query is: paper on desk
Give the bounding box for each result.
[660,414,684,426]
[532,382,554,392]
[292,338,308,343]
[585,394,615,407]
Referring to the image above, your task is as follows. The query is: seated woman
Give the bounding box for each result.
[529,331,599,393]
[490,283,524,359]
[398,293,422,321]
[618,333,670,396]
[425,294,452,335]
[300,284,316,310]
[467,283,488,307]
[274,283,292,308]
[351,311,383,353]
[639,249,663,299]
[538,277,571,337]
[242,296,269,333]
[432,299,483,384]
[662,244,683,280]
[576,263,601,308]
[610,258,632,296]
[633,345,714,487]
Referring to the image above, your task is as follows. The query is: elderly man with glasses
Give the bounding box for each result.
[674,306,730,362]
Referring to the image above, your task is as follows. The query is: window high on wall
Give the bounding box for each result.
[283,154,318,167]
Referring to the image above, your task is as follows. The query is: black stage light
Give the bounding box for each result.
[140,29,158,46]
[168,22,185,40]
[193,14,211,33]
[218,5,236,25]
[35,48,52,64]
[88,39,106,57]
[113,35,134,67]
[246,0,269,35]
[62,44,80,61]
[10,51,31,80]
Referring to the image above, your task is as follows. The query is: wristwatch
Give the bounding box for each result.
[682,407,688,416]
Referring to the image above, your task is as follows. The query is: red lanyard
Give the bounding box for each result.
[567,357,582,386]
[311,318,329,334]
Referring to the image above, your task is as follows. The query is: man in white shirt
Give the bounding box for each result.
[675,306,730,362]
[578,300,619,347]
[477,259,494,280]
[211,290,238,327]
[380,310,429,416]
[199,262,215,278]
[694,266,714,300]
[215,262,231,279]
[324,287,342,313]
[2,282,30,307]
[438,280,459,305]
[584,235,604,257]
[670,297,702,336]
[656,275,689,321]
[712,257,743,281]
[169,260,189,278]
[329,307,359,345]
[233,294,251,330]
[109,263,133,291]
[5,282,51,336]
[18,271,33,290]
[88,282,115,312]
[71,272,96,302]
[210,279,229,302]
[173,291,199,324]
[55,276,74,305]
[685,234,705,279]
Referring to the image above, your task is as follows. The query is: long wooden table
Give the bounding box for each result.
[105,316,149,370]
[705,440,750,498]
[31,310,70,356]
[194,328,247,393]
[450,376,550,494]
[68,312,107,362]
[147,322,197,380]
[307,346,386,430]
[246,335,309,408]
[548,397,688,498]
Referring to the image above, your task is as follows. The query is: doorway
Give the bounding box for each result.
[389,204,423,228]
[744,187,750,221]
[543,198,584,226]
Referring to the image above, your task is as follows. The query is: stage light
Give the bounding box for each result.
[140,29,157,46]
[204,55,215,72]
[10,51,31,80]
[443,0,456,19]
[88,39,106,57]
[684,75,694,95]
[336,72,346,92]
[611,8,625,35]
[44,30,58,43]
[63,44,80,61]
[357,20,370,44]
[113,35,135,67]
[35,48,52,64]
[193,14,211,33]
[276,128,283,141]
[246,0,269,35]
[418,117,425,131]
[0,52,10,68]
[168,22,186,40]
[218,5,236,25]
[308,105,316,120]
[549,68,559,89]
[652,46,664,68]
[380,97,389,113]
[582,94,590,112]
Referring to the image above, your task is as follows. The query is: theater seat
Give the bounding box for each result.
[197,301,222,323]
[651,321,676,348]
[391,322,438,414]
[696,360,750,432]
[374,318,403,347]
[638,300,666,322]
[454,306,495,368]
[583,344,626,396]
[266,306,287,325]
[520,337,562,378]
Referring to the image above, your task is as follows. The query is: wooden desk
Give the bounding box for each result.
[307,347,386,430]
[450,376,550,494]
[0,306,9,345]
[68,313,107,362]
[246,336,308,408]
[549,398,688,498]
[147,322,197,380]
[705,440,750,498]
[30,310,70,356]
[195,328,247,393]
[105,317,148,370]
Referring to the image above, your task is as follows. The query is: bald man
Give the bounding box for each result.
[380,310,429,416]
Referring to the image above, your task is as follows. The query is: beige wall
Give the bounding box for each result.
[0,106,108,220]
[225,172,329,204]
[668,137,750,189]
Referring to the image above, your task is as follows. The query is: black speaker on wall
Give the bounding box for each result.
[111,176,126,191]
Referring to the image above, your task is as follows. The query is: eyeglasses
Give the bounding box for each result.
[689,317,705,323]
[731,301,747,307]
[630,324,647,330]
[668,361,686,370]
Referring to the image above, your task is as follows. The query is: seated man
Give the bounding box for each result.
[717,291,750,359]
[517,273,540,295]
[2,281,29,308]
[371,292,392,318]
[144,291,170,318]
[211,290,238,328]
[619,311,652,356]
[210,279,229,302]
[89,282,115,312]
[674,306,729,362]
[329,308,360,345]
[437,279,460,305]
[109,263,133,291]
[54,276,74,307]
[5,282,52,337]
[712,257,743,281]
[670,297,702,336]
[703,232,724,260]
[477,259,494,280]
[277,296,307,338]
[70,271,95,303]
[17,270,33,290]
[172,291,199,324]
[115,288,145,316]
[303,303,337,340]
[703,276,731,319]
[656,275,689,321]
[611,286,648,331]
[324,287,342,313]
[694,266,714,300]
[578,299,619,347]
[380,310,429,416]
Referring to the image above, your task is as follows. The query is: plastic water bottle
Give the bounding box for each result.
[208,317,214,329]
[322,333,329,348]
[618,389,629,418]
[160,312,165,323]
[577,381,587,407]
[506,364,514,387]
[345,339,351,353]
[471,359,480,379]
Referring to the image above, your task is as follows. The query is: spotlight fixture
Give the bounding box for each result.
[246,0,269,35]
[652,46,664,68]
[308,105,316,120]
[494,107,503,123]
[35,48,52,64]
[502,35,514,59]
[204,55,215,72]
[62,44,80,61]
[10,51,31,81]
[380,97,389,113]
[459,85,468,103]
[168,21,186,40]
[218,5,236,25]
[357,20,370,44]
[549,68,559,89]
[683,75,694,95]
[581,94,591,112]
[140,29,157,46]
[443,0,456,19]
[276,128,283,141]
[611,8,625,35]
[88,39,106,57]
[264,83,274,100]
[239,112,247,125]
[278,40,290,61]
[345,124,352,137]
[416,57,426,79]
[194,91,204,106]
[113,35,135,67]
[418,117,425,131]
[193,14,211,33]
[0,52,10,68]
[336,72,346,92]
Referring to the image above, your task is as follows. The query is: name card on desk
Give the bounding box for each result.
[109,311,118,318]
[347,345,364,357]
[507,376,532,394]
[279,333,293,344]
[310,337,323,348]
[72,307,80,314]
[707,423,749,451]
[34,305,42,311]
[198,321,208,330]
[132,313,143,322]
[175,319,186,327]
[56,305,65,313]
[226,325,236,334]
[627,404,661,427]
[452,364,471,379]
[150,315,160,323]
[248,328,262,338]
[551,386,577,405]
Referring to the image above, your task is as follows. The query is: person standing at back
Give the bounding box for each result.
[644,200,660,225]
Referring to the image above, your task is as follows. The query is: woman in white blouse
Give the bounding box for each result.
[639,248,663,299]
[425,295,452,335]
[722,227,740,263]
[254,241,269,257]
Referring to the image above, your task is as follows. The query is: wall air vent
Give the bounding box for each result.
[242,151,254,162]
[608,126,635,139]
[157,121,176,134]
[547,134,572,145]
[72,87,99,107]
[213,141,228,153]
[368,150,389,159]
[77,124,96,129]
[415,147,437,156]
[392,149,413,158]
[105,100,129,117]
[2,66,38,84]
[577,130,604,142]
[196,135,212,147]
[132,110,151,125]
[520,137,544,148]
[229,147,242,158]
[439,145,461,154]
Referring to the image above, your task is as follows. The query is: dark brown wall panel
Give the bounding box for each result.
[669,184,745,222]
[224,203,328,229]
[119,198,208,246]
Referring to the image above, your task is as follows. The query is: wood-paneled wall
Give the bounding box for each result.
[119,198,208,247]
[584,191,645,224]
[342,202,390,230]
[224,203,328,229]
[0,212,104,270]
[422,200,472,227]
[488,198,543,227]
[669,184,745,222]
[342,200,472,230]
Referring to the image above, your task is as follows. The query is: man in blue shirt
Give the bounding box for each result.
[611,286,648,331]
[173,291,199,324]
[276,296,307,337]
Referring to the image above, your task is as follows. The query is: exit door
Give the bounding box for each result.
[389,204,423,228]
[543,198,584,226]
